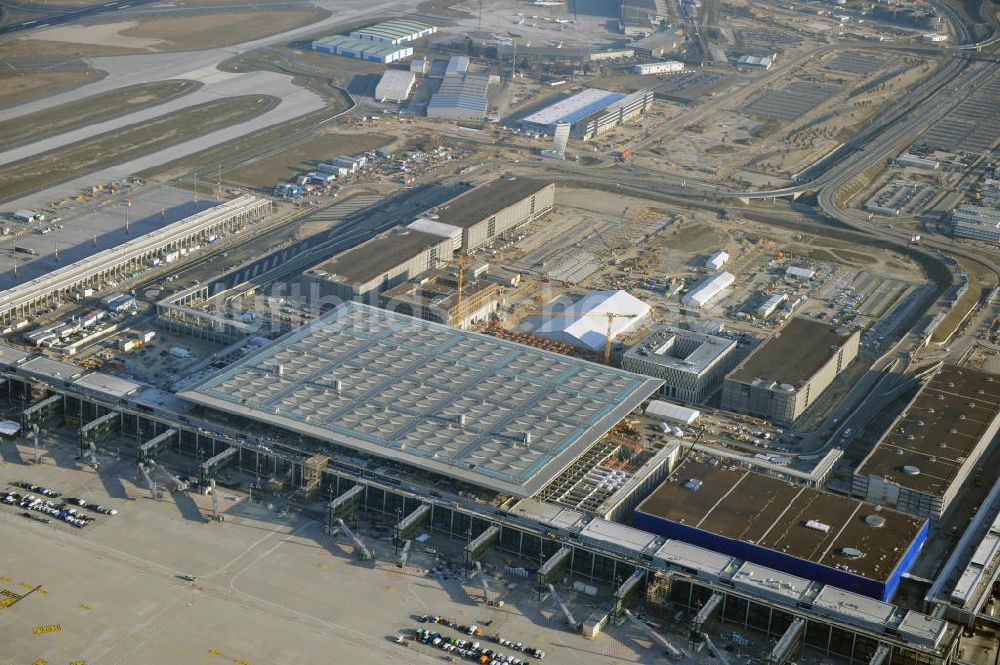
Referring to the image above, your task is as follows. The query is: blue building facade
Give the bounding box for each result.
[632,511,928,602]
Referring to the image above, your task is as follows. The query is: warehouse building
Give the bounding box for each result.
[534,290,651,353]
[682,271,734,308]
[427,178,555,252]
[302,227,451,303]
[519,88,655,140]
[180,302,663,497]
[311,35,413,63]
[623,325,738,403]
[634,456,929,600]
[705,250,729,271]
[721,317,860,425]
[444,55,470,77]
[737,54,773,69]
[374,69,416,102]
[620,0,669,34]
[852,365,1000,519]
[426,72,494,120]
[590,48,635,61]
[350,19,437,45]
[951,205,1000,245]
[631,28,683,57]
[633,61,684,75]
[379,266,500,330]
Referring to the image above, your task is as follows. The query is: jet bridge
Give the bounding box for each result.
[393,503,430,546]
[536,546,572,591]
[335,518,374,560]
[199,446,237,484]
[766,617,805,665]
[464,525,500,567]
[21,394,62,430]
[692,591,724,633]
[78,411,118,454]
[612,569,646,618]
[138,429,177,463]
[327,484,364,529]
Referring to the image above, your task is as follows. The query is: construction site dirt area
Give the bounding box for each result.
[493,187,925,349]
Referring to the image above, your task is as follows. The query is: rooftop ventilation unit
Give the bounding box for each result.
[901,465,921,475]
[805,520,831,533]
[865,515,886,527]
[841,547,864,558]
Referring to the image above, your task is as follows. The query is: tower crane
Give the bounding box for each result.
[436,253,470,328]
[530,309,638,364]
[592,225,622,265]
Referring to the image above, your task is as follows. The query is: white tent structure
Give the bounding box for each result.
[534,290,651,351]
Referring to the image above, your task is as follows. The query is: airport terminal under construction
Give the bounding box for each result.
[0,174,995,665]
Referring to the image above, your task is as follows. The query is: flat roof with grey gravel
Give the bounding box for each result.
[311,227,444,285]
[431,179,553,230]
[728,317,853,385]
[181,302,663,497]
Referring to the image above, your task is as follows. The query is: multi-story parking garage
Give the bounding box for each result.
[0,195,270,326]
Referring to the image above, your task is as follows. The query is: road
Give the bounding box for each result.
[0,0,426,209]
[0,0,164,37]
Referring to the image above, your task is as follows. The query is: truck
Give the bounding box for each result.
[13,246,38,256]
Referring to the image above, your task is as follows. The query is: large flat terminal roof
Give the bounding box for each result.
[520,89,625,127]
[728,317,853,385]
[311,227,443,285]
[181,303,662,497]
[855,365,1000,496]
[431,179,552,229]
[636,457,925,581]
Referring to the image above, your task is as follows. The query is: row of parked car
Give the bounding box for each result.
[13,482,118,516]
[5,482,119,528]
[409,627,545,663]
[4,492,92,528]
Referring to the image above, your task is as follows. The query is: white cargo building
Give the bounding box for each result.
[534,290,651,352]
[645,400,700,425]
[633,61,684,75]
[757,292,788,319]
[705,250,729,270]
[375,69,416,102]
[682,272,735,308]
[786,266,815,280]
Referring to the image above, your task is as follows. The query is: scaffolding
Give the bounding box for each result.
[298,453,329,499]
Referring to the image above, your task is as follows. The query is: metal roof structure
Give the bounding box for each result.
[520,89,626,129]
[374,69,416,102]
[73,373,141,399]
[181,303,663,497]
[534,290,652,352]
[427,72,492,119]
[351,19,436,43]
